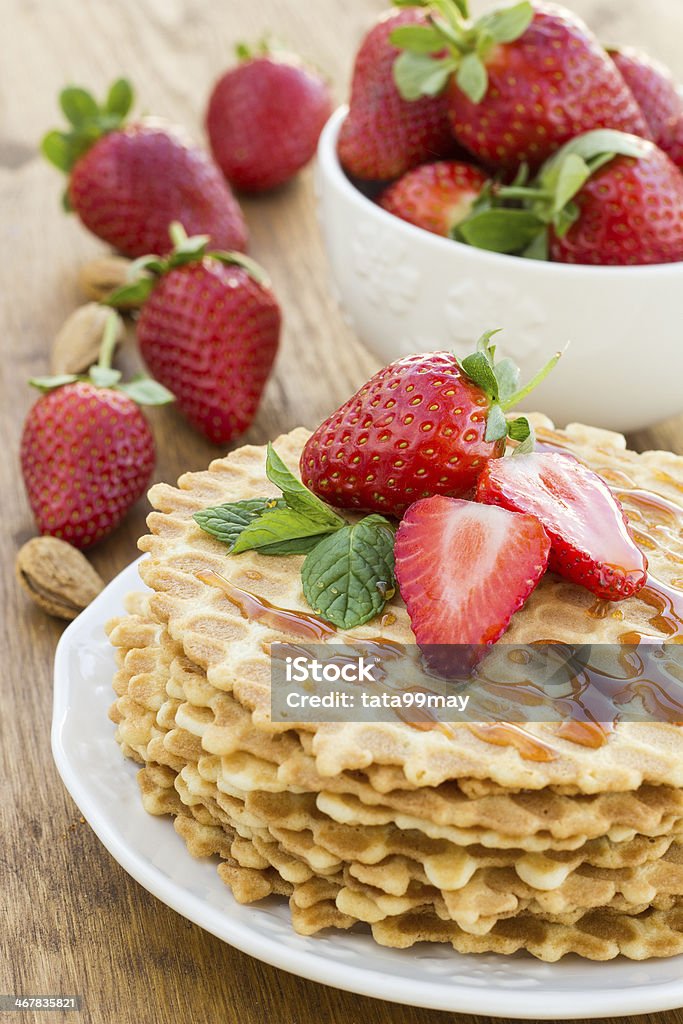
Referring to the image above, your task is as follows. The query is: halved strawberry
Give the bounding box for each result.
[394,495,550,671]
[475,452,648,600]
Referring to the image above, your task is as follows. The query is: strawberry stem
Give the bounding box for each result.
[169,221,189,248]
[500,350,562,411]
[97,312,121,371]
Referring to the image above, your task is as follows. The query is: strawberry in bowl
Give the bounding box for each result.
[316,0,683,432]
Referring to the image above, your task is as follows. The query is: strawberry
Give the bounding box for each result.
[379,160,488,237]
[395,495,550,669]
[392,0,649,173]
[206,42,333,193]
[475,451,648,600]
[548,140,683,265]
[457,130,683,264]
[42,79,247,257]
[110,224,280,445]
[20,314,172,549]
[610,46,683,171]
[300,333,558,517]
[338,8,457,181]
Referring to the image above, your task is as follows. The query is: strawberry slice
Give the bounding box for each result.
[394,496,550,671]
[475,452,648,601]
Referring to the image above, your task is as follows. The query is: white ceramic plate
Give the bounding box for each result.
[52,557,683,1019]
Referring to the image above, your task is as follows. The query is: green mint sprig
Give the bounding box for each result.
[193,446,397,629]
[302,516,396,630]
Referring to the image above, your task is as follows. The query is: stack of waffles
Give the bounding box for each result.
[107,419,683,961]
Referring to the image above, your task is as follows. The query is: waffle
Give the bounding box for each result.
[107,421,683,959]
[109,606,683,941]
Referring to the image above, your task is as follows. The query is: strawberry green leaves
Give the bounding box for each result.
[107,222,270,308]
[456,130,653,255]
[391,0,533,104]
[302,516,396,629]
[42,79,134,175]
[459,331,560,444]
[28,312,173,406]
[193,448,397,630]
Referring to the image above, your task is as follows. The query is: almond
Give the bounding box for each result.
[50,303,125,375]
[16,537,105,620]
[78,254,143,308]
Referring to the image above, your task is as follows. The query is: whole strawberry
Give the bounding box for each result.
[21,314,172,549]
[549,139,683,265]
[379,160,488,237]
[42,79,247,257]
[458,130,683,264]
[393,0,649,172]
[338,8,457,181]
[610,46,683,171]
[206,42,333,192]
[300,333,558,517]
[110,224,280,445]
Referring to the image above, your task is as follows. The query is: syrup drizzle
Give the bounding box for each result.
[468,723,558,762]
[197,569,337,640]
[635,576,683,641]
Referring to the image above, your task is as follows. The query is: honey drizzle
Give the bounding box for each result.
[197,569,337,640]
[556,721,614,748]
[636,575,683,641]
[468,723,558,762]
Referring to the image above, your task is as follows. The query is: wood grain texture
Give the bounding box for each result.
[2,2,682,1023]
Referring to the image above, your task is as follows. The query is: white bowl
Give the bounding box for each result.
[316,106,683,433]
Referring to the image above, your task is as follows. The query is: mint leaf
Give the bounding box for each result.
[194,498,286,548]
[231,505,341,555]
[301,515,396,630]
[266,444,344,529]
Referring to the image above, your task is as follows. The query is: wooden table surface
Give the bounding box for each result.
[2,2,683,1022]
